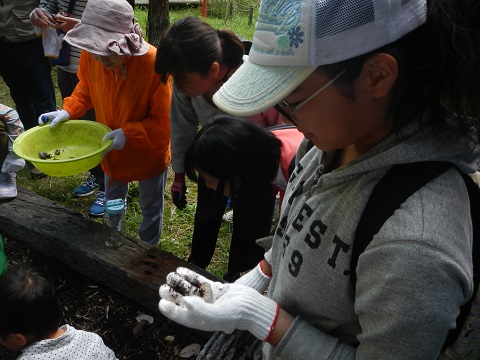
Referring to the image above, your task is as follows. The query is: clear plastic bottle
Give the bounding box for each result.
[102,198,126,248]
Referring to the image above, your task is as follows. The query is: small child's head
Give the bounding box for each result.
[184,115,282,197]
[0,263,60,350]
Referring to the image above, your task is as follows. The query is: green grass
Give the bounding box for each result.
[135,4,257,40]
[0,7,257,279]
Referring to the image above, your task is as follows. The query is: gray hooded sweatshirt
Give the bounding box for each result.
[264,120,480,359]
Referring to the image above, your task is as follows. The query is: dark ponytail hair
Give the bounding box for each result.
[155,16,245,84]
[184,115,282,197]
[321,0,480,139]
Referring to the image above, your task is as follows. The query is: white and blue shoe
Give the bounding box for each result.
[89,191,105,217]
[74,174,99,197]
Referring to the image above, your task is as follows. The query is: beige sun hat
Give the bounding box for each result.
[63,0,149,57]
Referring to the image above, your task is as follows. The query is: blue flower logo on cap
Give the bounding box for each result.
[287,26,304,49]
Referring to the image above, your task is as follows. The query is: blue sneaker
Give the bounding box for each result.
[74,174,99,197]
[89,191,105,217]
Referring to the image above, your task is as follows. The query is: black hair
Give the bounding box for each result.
[320,0,480,140]
[184,115,282,197]
[155,16,245,84]
[0,263,60,340]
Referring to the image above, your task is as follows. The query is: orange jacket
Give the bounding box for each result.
[63,44,172,183]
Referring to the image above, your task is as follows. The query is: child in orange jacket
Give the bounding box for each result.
[38,0,171,246]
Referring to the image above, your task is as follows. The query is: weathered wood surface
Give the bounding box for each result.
[197,331,262,360]
[0,187,218,327]
[0,188,262,358]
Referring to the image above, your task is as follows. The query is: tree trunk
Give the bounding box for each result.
[147,0,169,47]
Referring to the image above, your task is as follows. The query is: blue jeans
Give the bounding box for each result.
[0,38,56,130]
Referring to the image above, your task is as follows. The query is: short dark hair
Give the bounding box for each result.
[0,263,60,340]
[184,115,282,197]
[155,16,245,83]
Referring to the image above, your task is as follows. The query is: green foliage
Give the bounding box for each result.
[135,4,256,40]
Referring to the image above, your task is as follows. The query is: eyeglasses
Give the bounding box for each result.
[274,69,347,126]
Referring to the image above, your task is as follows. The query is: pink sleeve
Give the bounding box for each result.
[246,107,284,128]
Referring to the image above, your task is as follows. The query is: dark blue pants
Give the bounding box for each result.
[188,178,275,273]
[0,38,56,130]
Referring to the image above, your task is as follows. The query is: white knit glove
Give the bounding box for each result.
[38,110,70,128]
[159,267,279,341]
[36,26,64,57]
[1,153,25,173]
[235,262,271,293]
[102,129,126,157]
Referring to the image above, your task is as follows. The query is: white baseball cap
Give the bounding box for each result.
[213,0,427,116]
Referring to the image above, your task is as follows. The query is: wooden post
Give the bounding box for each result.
[225,0,230,21]
[201,0,207,17]
[248,5,253,26]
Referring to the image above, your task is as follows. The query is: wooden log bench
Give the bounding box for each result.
[0,187,262,359]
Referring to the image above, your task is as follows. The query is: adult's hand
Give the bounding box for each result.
[30,8,56,28]
[54,14,80,32]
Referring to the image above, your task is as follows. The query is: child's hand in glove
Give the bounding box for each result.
[38,110,70,128]
[102,129,126,157]
[158,267,279,341]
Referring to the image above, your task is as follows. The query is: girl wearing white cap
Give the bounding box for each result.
[38,0,172,247]
[159,0,480,359]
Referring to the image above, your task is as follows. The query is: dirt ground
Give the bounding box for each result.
[0,238,208,360]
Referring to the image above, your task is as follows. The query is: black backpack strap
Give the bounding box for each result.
[442,173,480,349]
[351,161,453,289]
[242,40,252,55]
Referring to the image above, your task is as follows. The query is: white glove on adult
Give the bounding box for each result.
[1,153,25,173]
[101,129,126,157]
[159,267,279,341]
[38,110,70,128]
